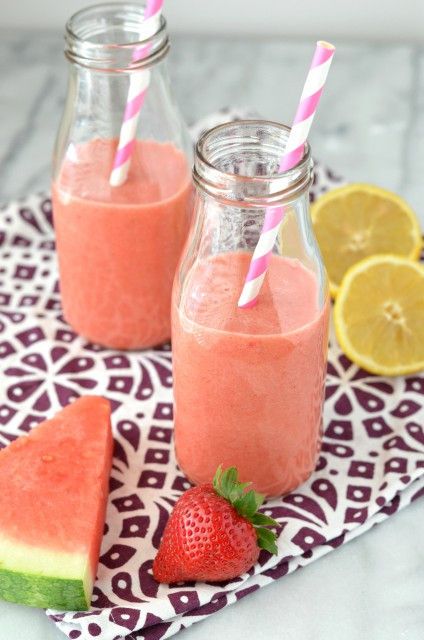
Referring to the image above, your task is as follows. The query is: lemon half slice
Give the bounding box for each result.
[334,255,424,376]
[311,184,422,296]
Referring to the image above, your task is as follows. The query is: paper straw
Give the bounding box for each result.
[238,41,335,309]
[110,0,164,187]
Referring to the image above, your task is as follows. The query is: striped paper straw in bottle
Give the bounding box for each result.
[238,41,335,308]
[110,0,164,187]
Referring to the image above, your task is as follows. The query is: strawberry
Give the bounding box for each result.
[153,465,279,583]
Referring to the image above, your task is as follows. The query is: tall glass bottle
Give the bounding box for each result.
[52,2,192,350]
[172,120,330,496]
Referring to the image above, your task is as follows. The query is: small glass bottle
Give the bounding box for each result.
[52,2,192,350]
[172,120,330,497]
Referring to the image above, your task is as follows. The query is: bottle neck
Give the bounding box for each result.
[193,120,313,210]
[65,2,169,73]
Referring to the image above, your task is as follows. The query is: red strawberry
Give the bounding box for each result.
[153,466,279,583]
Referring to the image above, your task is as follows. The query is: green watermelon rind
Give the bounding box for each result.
[0,567,89,610]
[0,533,93,610]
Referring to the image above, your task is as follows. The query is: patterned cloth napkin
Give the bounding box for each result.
[0,110,423,640]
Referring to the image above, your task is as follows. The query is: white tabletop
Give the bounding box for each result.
[0,30,423,639]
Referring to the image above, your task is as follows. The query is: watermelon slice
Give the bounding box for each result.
[0,396,113,611]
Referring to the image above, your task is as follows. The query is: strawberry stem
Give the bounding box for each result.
[213,465,279,555]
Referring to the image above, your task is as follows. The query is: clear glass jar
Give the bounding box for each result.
[172,120,330,497]
[52,2,192,350]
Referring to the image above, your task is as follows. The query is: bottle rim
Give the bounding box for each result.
[193,119,313,208]
[65,2,169,72]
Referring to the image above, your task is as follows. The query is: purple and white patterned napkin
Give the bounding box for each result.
[0,110,423,640]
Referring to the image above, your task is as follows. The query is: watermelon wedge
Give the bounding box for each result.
[0,396,113,611]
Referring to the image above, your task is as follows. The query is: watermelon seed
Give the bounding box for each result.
[41,454,54,462]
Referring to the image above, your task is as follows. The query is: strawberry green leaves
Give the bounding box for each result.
[256,528,278,555]
[213,465,279,555]
[250,512,278,527]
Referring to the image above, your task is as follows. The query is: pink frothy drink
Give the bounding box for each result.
[172,121,330,496]
[53,139,191,349]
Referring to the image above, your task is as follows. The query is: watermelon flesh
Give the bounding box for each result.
[0,396,113,610]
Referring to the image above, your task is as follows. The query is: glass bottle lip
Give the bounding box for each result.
[193,119,313,208]
[65,2,169,72]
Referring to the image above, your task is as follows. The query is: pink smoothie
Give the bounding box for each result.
[172,252,329,496]
[52,139,192,349]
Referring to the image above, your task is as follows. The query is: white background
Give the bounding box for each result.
[1,0,423,40]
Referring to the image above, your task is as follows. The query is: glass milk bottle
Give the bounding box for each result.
[52,2,192,350]
[172,120,330,497]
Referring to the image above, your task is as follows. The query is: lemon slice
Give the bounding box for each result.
[334,255,424,376]
[311,184,422,296]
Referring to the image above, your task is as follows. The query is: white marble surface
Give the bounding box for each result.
[0,29,423,640]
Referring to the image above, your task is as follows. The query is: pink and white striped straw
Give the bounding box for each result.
[238,41,335,308]
[110,0,164,187]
